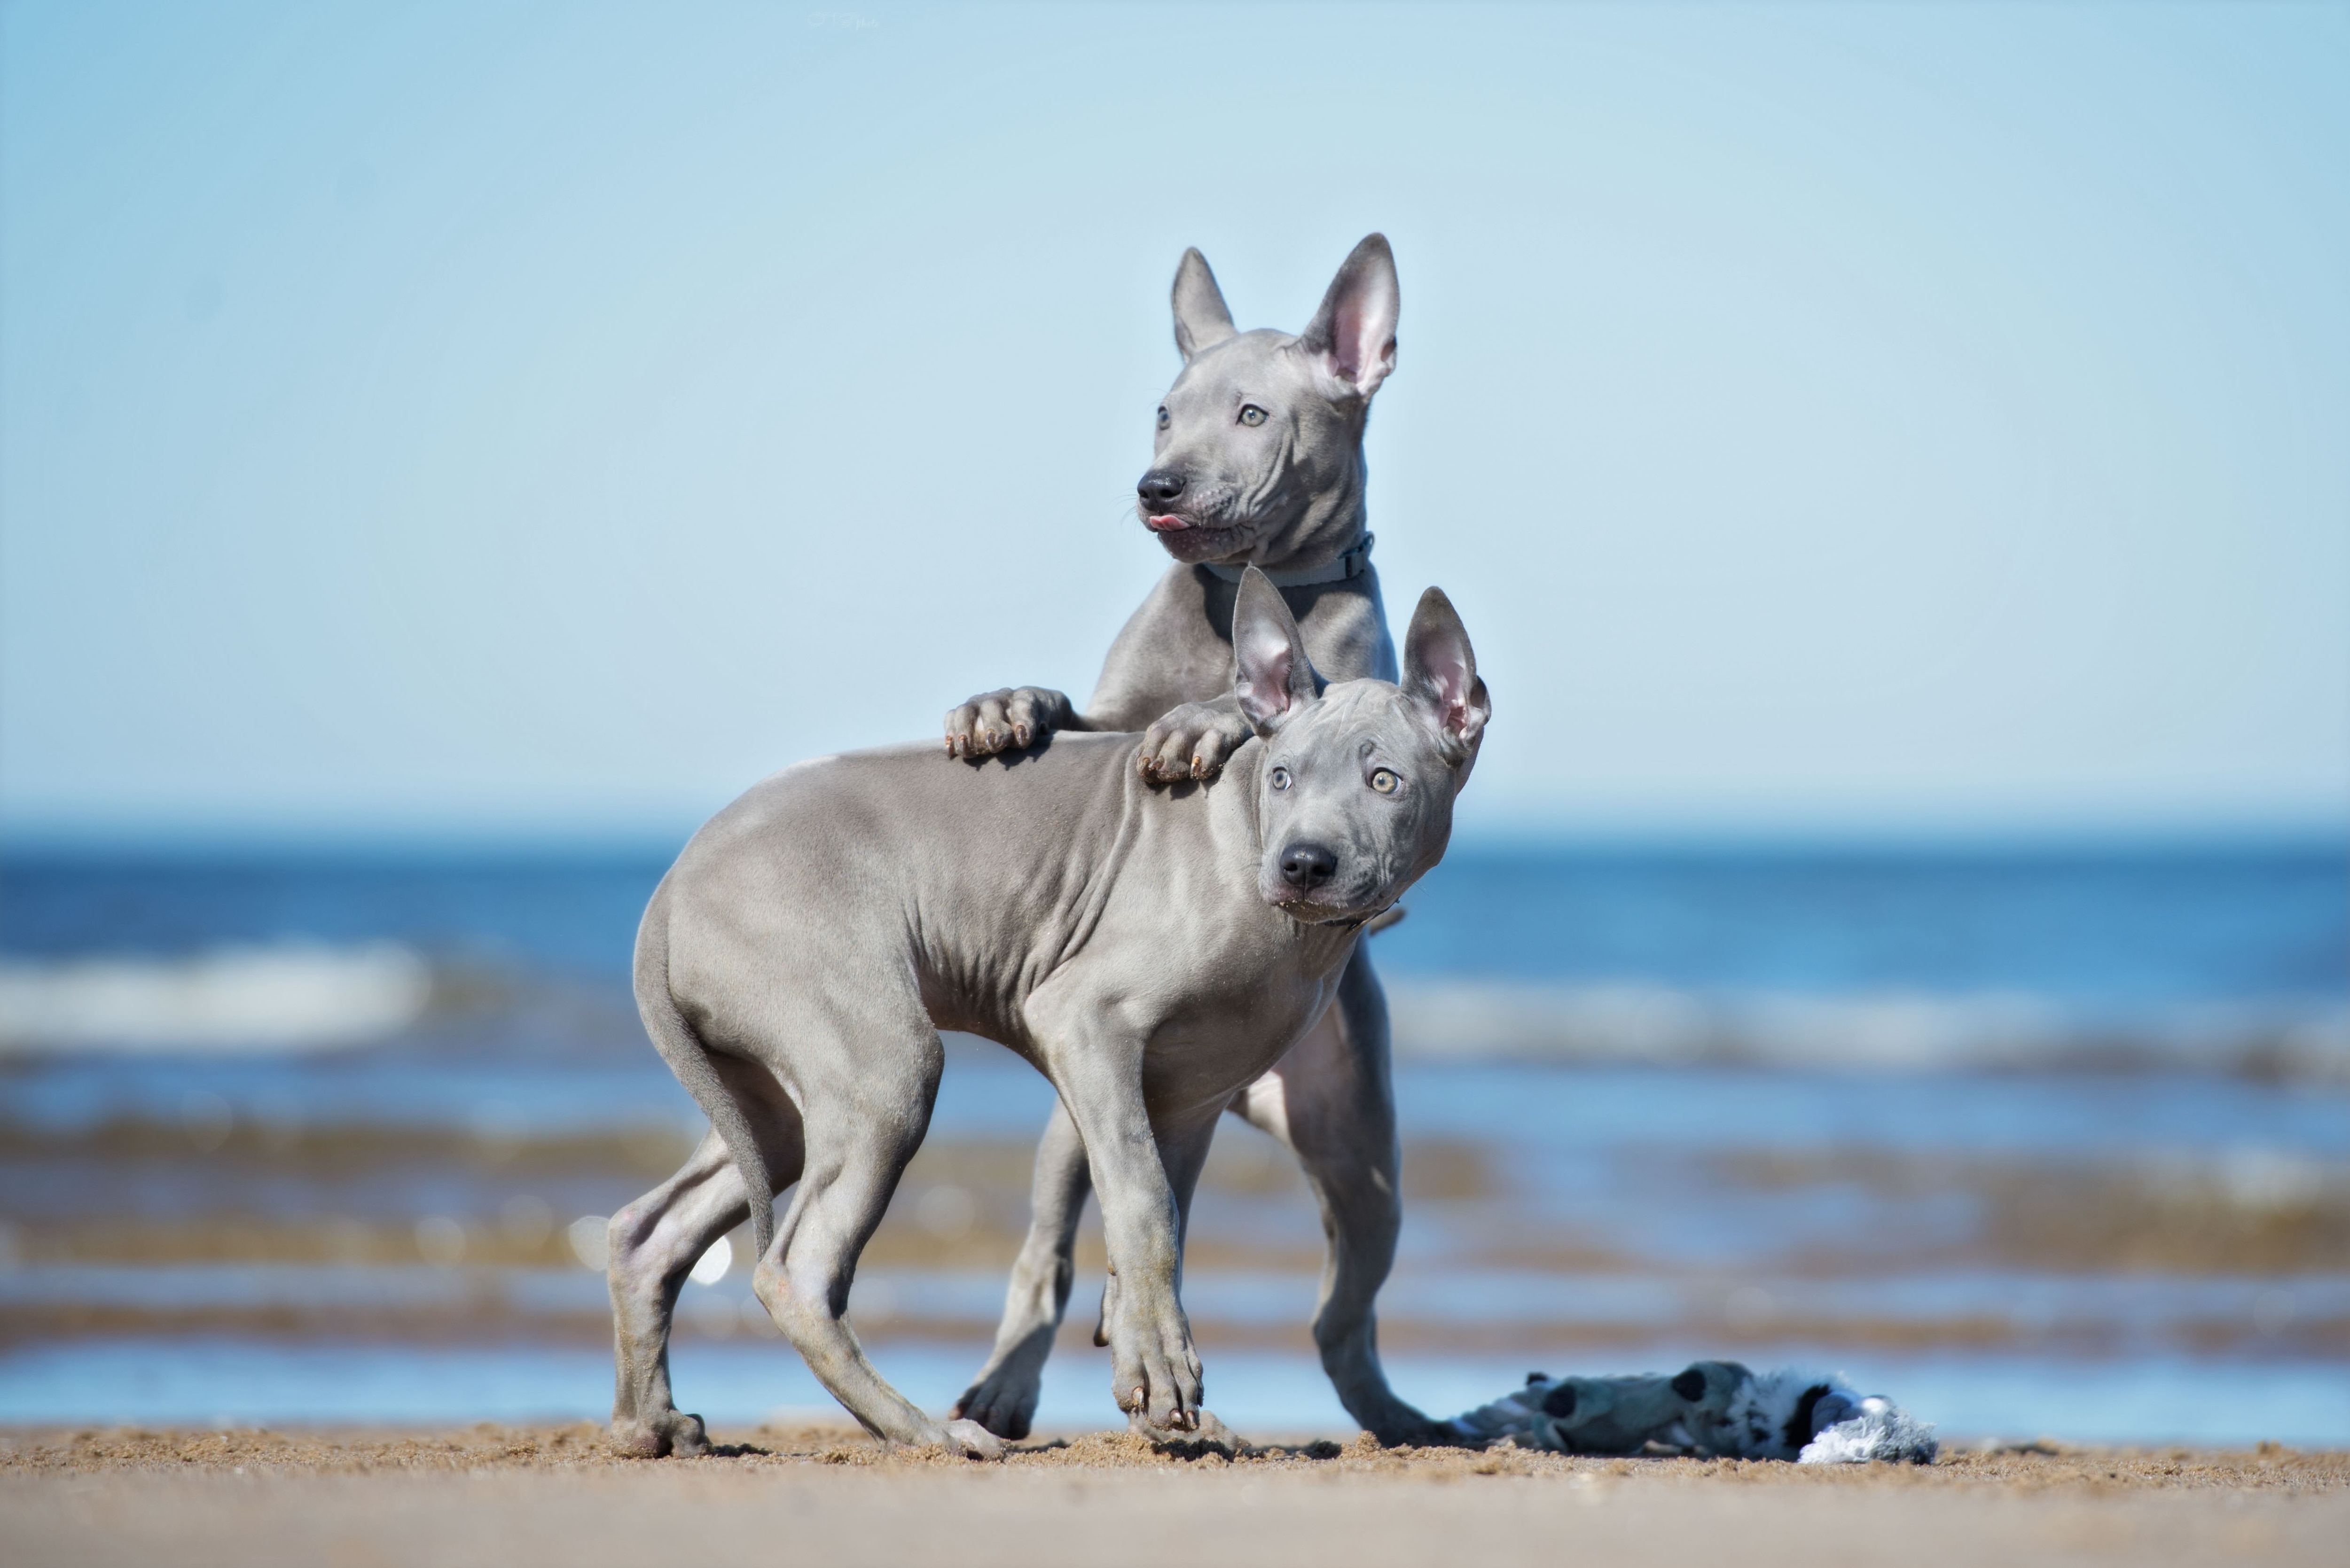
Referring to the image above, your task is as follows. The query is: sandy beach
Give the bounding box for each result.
[6,1423,2346,1567]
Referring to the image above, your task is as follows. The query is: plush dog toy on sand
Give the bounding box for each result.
[1449,1361,1938,1464]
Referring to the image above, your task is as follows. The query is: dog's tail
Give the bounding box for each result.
[633,874,779,1261]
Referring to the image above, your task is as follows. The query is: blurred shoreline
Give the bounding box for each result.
[6,838,2343,1077]
[1,843,2342,1443]
[6,951,2345,1080]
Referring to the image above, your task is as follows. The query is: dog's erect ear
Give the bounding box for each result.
[1232,567,1321,734]
[1299,233,1399,399]
[1172,248,1237,363]
[1403,586,1489,763]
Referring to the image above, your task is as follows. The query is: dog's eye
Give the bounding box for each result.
[1270,767,1291,791]
[1238,405,1267,427]
[1369,769,1399,795]
[1157,406,1170,430]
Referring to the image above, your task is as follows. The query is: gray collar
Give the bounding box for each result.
[1200,531,1373,589]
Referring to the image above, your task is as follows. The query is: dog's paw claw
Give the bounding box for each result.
[1138,702,1250,786]
[946,687,1071,761]
[1108,1297,1206,1434]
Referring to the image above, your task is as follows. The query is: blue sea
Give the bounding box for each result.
[1,842,2344,1446]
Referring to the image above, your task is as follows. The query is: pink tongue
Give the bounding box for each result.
[1145,514,1190,533]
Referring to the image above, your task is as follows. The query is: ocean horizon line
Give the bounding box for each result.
[3,823,2344,864]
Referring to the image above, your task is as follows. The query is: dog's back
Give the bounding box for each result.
[651,733,1272,1058]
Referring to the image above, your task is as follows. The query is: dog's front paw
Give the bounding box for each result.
[1137,702,1253,784]
[1131,1405,1245,1456]
[940,1418,1007,1461]
[954,1335,1051,1440]
[1106,1287,1205,1433]
[609,1408,710,1459]
[946,687,1073,760]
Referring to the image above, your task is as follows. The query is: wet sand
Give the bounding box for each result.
[5,1424,2345,1567]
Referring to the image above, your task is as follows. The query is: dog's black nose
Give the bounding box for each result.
[1137,469,1186,506]
[1279,843,1338,889]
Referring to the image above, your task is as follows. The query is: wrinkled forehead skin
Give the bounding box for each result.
[1259,679,1465,896]
[1268,679,1457,790]
[1157,331,1362,501]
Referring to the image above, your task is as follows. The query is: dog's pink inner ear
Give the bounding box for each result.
[1303,237,1399,398]
[1318,290,1396,395]
[1232,569,1317,732]
[1327,293,1394,389]
[1425,667,1478,747]
[1404,595,1488,757]
[1234,623,1301,728]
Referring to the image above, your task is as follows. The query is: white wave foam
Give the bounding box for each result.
[0,944,432,1053]
[1386,980,2350,1079]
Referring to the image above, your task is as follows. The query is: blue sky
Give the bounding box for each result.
[3,1,2344,842]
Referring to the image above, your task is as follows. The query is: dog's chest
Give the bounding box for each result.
[1097,627,1235,730]
[1132,939,1341,1097]
[1090,569,1387,728]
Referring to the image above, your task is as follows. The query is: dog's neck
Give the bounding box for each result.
[1200,530,1373,589]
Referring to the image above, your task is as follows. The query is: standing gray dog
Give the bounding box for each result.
[940,235,1447,1444]
[607,572,1488,1457]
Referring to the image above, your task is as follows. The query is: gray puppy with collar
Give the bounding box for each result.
[608,571,1488,1457]
[939,236,1451,1445]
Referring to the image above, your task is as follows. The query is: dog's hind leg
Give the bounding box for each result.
[607,1070,805,1458]
[607,1132,743,1457]
[1232,948,1451,1446]
[955,1101,1089,1440]
[751,1024,1004,1459]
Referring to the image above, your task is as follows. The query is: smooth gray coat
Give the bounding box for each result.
[940,236,1451,1445]
[607,573,1488,1456]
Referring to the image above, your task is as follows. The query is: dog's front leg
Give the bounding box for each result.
[943,687,1089,759]
[1048,1050,1206,1433]
[1136,694,1257,783]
